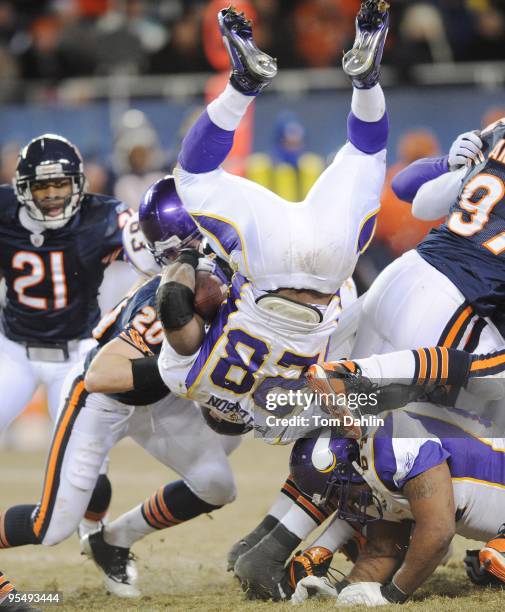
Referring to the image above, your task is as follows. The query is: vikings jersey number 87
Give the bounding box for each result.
[158,275,357,435]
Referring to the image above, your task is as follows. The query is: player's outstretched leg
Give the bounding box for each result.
[81,480,224,598]
[227,475,301,572]
[233,489,335,601]
[178,7,277,174]
[344,0,389,155]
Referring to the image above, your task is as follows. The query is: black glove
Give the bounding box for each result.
[176,248,201,269]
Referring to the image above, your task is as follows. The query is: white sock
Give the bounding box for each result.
[282,505,318,541]
[268,492,295,521]
[351,84,386,122]
[356,350,416,385]
[104,505,157,549]
[207,83,255,131]
[308,517,355,553]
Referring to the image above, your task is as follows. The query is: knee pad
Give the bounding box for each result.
[186,461,237,506]
[65,429,108,491]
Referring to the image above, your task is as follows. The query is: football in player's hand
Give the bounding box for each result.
[193,270,227,321]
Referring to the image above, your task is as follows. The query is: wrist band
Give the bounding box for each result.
[381,579,408,604]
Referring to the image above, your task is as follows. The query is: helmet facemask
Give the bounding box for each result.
[320,463,384,526]
[147,228,201,266]
[15,172,85,230]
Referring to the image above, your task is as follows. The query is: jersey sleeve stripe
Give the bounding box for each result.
[428,347,438,381]
[470,350,505,376]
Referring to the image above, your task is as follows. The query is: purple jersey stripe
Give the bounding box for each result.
[392,155,449,204]
[192,214,242,257]
[357,213,378,254]
[395,440,450,489]
[185,274,247,390]
[178,111,234,174]
[406,413,505,488]
[347,111,389,154]
[371,414,397,491]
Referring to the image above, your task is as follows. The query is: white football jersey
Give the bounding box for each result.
[358,404,505,542]
[159,274,342,428]
[174,142,385,294]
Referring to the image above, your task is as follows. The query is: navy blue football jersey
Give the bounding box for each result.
[88,275,166,405]
[91,275,163,356]
[418,122,505,316]
[0,185,132,343]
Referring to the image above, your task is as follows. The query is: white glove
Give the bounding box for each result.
[448,130,482,169]
[337,582,389,606]
[291,576,338,605]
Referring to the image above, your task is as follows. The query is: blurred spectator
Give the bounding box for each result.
[151,5,211,74]
[113,109,165,210]
[482,107,505,130]
[94,0,148,74]
[271,111,306,167]
[84,156,115,195]
[375,129,443,260]
[397,3,453,65]
[0,141,20,184]
[293,0,359,68]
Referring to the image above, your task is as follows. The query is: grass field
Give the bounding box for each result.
[0,436,503,611]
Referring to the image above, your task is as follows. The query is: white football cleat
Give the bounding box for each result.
[81,527,140,598]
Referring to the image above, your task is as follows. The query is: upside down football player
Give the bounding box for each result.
[288,409,505,606]
[150,0,390,597]
[0,177,242,599]
[156,0,389,439]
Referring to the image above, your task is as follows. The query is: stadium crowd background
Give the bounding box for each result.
[2,0,505,439]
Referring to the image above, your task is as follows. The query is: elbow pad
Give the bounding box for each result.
[156,282,195,330]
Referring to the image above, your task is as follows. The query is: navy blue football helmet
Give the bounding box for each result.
[138,175,202,266]
[290,430,383,525]
[14,134,86,229]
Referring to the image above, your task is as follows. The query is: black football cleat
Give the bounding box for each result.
[218,6,277,95]
[81,527,140,598]
[234,530,294,601]
[343,0,390,89]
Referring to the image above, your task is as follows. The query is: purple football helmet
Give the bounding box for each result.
[290,430,383,525]
[138,175,201,265]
